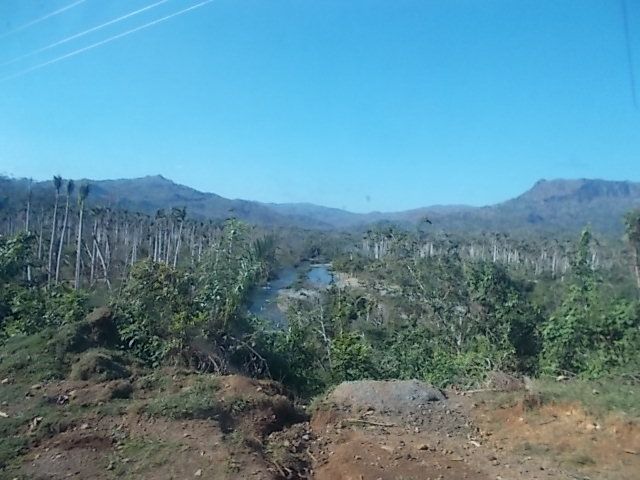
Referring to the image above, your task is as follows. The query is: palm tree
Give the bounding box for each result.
[47,175,63,285]
[154,209,165,262]
[74,183,90,290]
[24,179,32,233]
[55,179,74,284]
[172,207,186,267]
[25,179,33,281]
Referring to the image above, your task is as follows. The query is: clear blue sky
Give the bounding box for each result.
[1,0,639,212]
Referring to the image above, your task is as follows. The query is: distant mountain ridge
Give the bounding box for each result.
[1,175,639,234]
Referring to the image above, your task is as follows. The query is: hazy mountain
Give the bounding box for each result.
[82,175,330,229]
[481,179,640,233]
[2,175,639,234]
[272,179,640,233]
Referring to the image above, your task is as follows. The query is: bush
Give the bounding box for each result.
[113,260,197,366]
[330,332,379,382]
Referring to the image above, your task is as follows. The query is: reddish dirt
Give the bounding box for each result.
[20,413,281,480]
[472,397,640,480]
[305,380,640,480]
[308,390,546,480]
[10,377,640,480]
[312,429,489,480]
[16,374,305,480]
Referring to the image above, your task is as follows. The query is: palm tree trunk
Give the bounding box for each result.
[25,187,32,282]
[173,221,183,267]
[131,229,138,266]
[48,191,60,284]
[90,218,98,285]
[75,200,85,289]
[55,195,70,284]
[633,248,640,292]
[37,211,44,260]
[93,240,111,290]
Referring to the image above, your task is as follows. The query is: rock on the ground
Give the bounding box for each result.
[326,380,446,413]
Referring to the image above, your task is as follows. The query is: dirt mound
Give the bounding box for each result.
[484,370,526,391]
[69,349,130,382]
[52,307,119,359]
[217,375,306,438]
[326,379,446,413]
[42,379,133,407]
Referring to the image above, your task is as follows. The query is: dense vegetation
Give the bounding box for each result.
[1,176,640,400]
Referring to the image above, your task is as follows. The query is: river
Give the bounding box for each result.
[248,264,333,327]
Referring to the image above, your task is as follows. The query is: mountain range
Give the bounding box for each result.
[2,175,639,234]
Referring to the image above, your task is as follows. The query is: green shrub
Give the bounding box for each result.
[330,332,379,382]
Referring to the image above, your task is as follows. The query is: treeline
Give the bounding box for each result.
[356,224,631,278]
[0,217,282,375]
[267,216,640,394]
[0,176,276,290]
[1,174,640,398]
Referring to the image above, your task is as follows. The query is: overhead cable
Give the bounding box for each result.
[0,0,215,82]
[0,0,87,40]
[1,0,172,67]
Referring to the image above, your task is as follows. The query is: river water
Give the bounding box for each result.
[248,264,333,327]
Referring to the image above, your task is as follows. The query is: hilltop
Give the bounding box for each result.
[2,175,640,234]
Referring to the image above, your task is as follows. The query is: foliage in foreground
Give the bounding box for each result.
[2,215,640,399]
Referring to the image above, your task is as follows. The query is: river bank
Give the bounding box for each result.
[248,263,333,327]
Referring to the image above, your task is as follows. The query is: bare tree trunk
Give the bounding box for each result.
[93,239,112,291]
[25,184,32,282]
[47,190,60,283]
[37,213,44,260]
[633,248,640,292]
[165,223,172,265]
[90,217,98,285]
[173,221,183,268]
[189,225,195,265]
[55,195,70,284]
[75,200,85,290]
[131,228,138,266]
[157,227,162,262]
[105,234,111,271]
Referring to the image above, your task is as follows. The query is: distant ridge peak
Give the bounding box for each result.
[3,175,640,234]
[145,174,171,181]
[520,178,639,203]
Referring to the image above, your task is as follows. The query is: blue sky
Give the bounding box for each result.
[1,0,639,212]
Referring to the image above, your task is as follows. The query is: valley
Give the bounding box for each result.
[1,174,639,479]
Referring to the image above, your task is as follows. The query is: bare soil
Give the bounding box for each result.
[5,376,640,480]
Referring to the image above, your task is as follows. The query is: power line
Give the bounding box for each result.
[1,0,173,67]
[621,0,638,109]
[0,0,215,83]
[0,0,87,40]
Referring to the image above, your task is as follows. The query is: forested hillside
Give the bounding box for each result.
[1,176,640,478]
